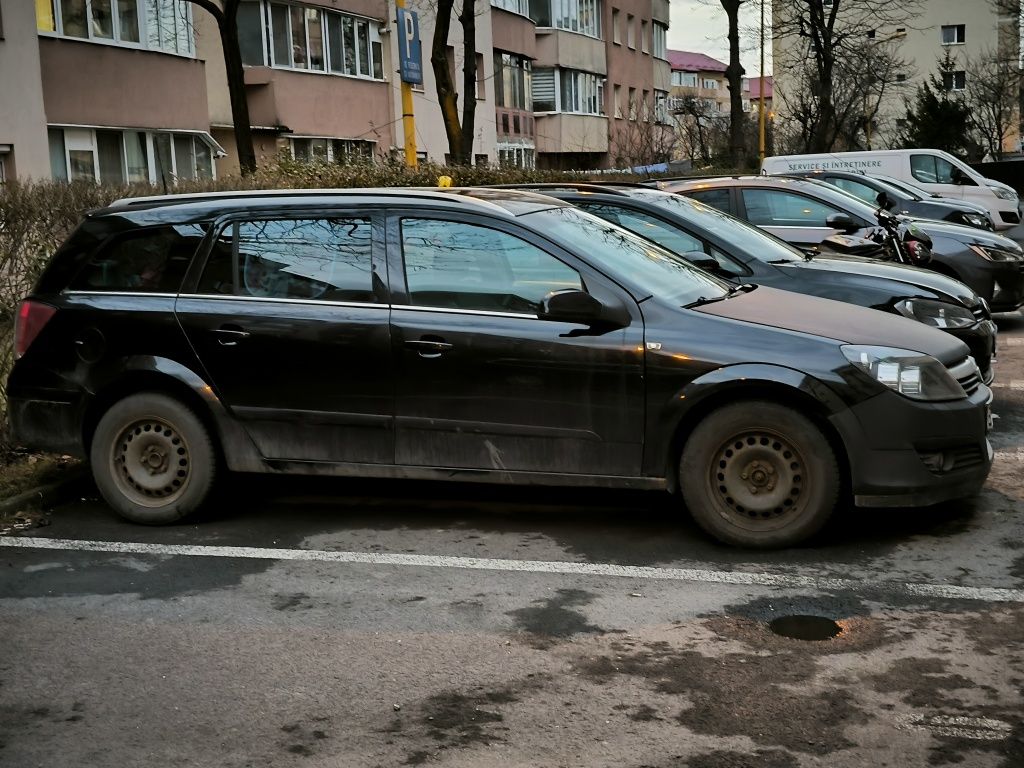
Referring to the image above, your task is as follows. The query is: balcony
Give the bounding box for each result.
[534,30,607,75]
[535,113,608,153]
[651,0,670,25]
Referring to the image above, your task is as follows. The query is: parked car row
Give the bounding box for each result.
[7,184,997,550]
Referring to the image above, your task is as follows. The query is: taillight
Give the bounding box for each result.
[14,300,57,359]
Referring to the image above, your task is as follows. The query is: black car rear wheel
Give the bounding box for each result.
[91,392,216,524]
[680,401,839,548]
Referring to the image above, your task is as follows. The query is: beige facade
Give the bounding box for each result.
[0,1,53,180]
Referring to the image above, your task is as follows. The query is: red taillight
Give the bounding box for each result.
[14,300,57,360]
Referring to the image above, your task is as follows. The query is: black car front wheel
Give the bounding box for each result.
[91,392,216,524]
[680,401,839,548]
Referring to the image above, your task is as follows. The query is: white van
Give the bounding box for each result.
[762,149,1021,230]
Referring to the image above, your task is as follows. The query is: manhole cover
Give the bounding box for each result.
[768,614,843,641]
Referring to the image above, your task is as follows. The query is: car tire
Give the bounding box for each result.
[680,401,839,549]
[90,392,216,525]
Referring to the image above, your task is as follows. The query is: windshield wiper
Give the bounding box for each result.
[683,283,755,309]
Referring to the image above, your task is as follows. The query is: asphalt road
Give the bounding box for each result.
[2,315,1023,767]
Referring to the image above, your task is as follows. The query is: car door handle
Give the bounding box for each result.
[404,338,453,358]
[213,326,251,346]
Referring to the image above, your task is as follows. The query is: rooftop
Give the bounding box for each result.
[748,75,774,100]
[666,50,728,74]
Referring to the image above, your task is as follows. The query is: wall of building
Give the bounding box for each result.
[605,0,660,166]
[0,1,51,179]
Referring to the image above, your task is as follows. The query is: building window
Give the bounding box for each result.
[941,24,965,44]
[47,126,215,183]
[866,29,875,39]
[627,86,636,119]
[641,20,649,53]
[476,53,487,100]
[532,67,557,111]
[290,136,374,163]
[942,70,966,91]
[530,0,601,38]
[492,0,529,15]
[641,89,650,121]
[652,22,667,59]
[613,84,622,118]
[671,70,698,87]
[896,73,907,82]
[655,90,669,124]
[702,78,719,89]
[612,8,620,43]
[243,1,383,79]
[37,0,190,54]
[497,144,536,169]
[626,13,635,48]
[559,70,605,114]
[494,52,532,110]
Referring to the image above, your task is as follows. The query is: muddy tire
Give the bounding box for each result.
[680,401,839,549]
[90,392,216,525]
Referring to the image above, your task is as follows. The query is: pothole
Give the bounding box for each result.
[768,614,843,641]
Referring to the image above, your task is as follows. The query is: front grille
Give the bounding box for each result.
[917,444,988,474]
[948,356,982,396]
[971,304,988,322]
[1000,211,1021,224]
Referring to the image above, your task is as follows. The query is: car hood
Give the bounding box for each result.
[986,179,1018,196]
[782,254,980,305]
[905,218,1023,250]
[693,286,969,364]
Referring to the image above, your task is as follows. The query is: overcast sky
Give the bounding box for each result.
[667,0,773,76]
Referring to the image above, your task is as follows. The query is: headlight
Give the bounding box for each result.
[842,345,966,401]
[894,298,976,329]
[961,213,990,229]
[992,187,1017,200]
[968,244,1024,262]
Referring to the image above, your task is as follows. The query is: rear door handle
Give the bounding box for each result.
[404,338,453,358]
[213,326,251,346]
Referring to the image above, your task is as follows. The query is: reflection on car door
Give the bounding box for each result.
[387,212,645,476]
[740,188,846,245]
[176,213,395,464]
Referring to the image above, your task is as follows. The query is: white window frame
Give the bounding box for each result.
[652,22,667,59]
[263,1,383,81]
[540,0,601,38]
[38,0,194,56]
[491,0,529,16]
[941,24,966,45]
[943,70,967,91]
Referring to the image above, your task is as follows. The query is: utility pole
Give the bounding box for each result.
[758,0,767,165]
[396,0,421,168]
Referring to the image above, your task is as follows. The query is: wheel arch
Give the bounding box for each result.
[662,366,852,498]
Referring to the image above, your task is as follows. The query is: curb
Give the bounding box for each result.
[0,467,91,517]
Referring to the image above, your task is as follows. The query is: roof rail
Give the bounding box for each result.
[484,183,630,196]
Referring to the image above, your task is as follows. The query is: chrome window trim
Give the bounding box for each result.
[64,291,180,298]
[392,304,537,320]
[177,293,385,309]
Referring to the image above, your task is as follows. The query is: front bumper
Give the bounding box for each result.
[989,260,1024,312]
[947,321,996,381]
[830,385,992,508]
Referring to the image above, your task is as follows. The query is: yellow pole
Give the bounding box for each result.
[396,0,418,168]
[758,0,766,165]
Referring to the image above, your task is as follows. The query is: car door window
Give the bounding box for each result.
[910,154,957,184]
[830,178,880,206]
[400,218,583,314]
[686,188,733,214]
[198,218,375,302]
[741,189,842,227]
[578,203,706,256]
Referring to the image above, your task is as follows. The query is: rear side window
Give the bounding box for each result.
[198,218,375,302]
[741,189,841,227]
[686,188,733,214]
[68,225,205,293]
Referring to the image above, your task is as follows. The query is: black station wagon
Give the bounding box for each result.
[8,189,994,548]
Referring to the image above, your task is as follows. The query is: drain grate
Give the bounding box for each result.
[768,614,843,641]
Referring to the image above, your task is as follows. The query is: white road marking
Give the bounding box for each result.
[3,537,1024,603]
[1001,337,1024,347]
[895,713,1013,741]
[990,380,1024,390]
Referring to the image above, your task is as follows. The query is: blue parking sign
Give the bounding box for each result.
[397,9,423,85]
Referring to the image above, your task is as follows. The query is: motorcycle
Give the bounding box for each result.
[818,209,933,266]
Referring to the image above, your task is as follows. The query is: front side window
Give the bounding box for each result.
[911,154,961,185]
[741,189,842,227]
[579,204,706,256]
[199,218,375,302]
[400,219,582,314]
[685,187,733,214]
[69,225,206,293]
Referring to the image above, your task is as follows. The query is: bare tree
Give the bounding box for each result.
[611,97,678,167]
[772,0,920,152]
[430,0,479,164]
[186,0,257,174]
[670,96,728,165]
[965,49,1022,160]
[720,0,748,166]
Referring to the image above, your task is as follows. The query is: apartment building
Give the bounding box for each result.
[666,50,729,115]
[2,0,219,183]
[772,0,1020,152]
[2,0,672,180]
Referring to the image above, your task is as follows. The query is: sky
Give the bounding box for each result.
[667,0,773,77]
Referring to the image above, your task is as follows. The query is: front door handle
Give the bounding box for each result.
[404,338,453,358]
[213,326,251,346]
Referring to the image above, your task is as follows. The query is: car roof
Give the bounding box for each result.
[94,187,568,223]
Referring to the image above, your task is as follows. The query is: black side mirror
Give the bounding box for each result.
[875,191,894,210]
[680,250,721,272]
[539,289,604,324]
[826,213,861,233]
[951,167,965,185]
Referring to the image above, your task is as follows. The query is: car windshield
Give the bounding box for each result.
[524,206,732,305]
[872,174,930,200]
[626,190,806,264]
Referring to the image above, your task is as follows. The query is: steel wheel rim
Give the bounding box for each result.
[708,430,809,532]
[110,416,191,508]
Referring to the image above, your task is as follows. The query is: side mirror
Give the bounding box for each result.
[539,289,604,324]
[951,167,965,184]
[875,191,895,210]
[680,250,721,273]
[826,213,861,233]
